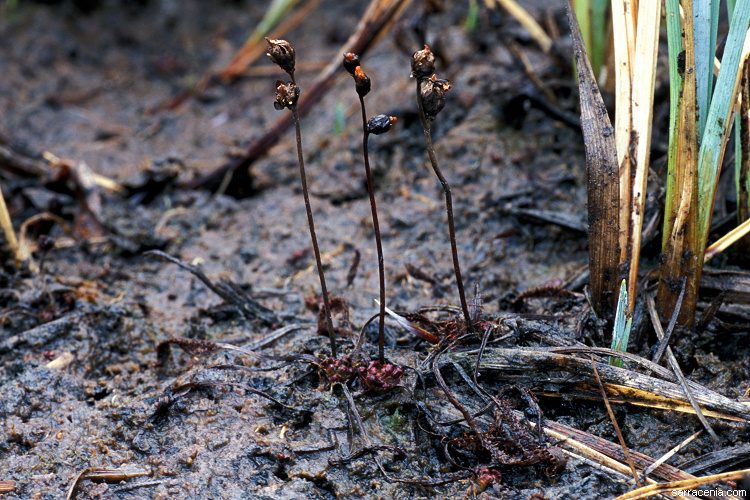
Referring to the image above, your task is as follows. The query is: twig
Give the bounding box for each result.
[590,356,642,488]
[612,468,750,500]
[646,294,720,443]
[67,468,150,500]
[0,183,20,266]
[651,278,685,366]
[144,250,279,326]
[640,430,701,483]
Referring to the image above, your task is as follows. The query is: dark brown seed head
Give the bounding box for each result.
[343,53,360,75]
[411,44,435,79]
[420,75,450,120]
[273,80,299,110]
[354,66,371,98]
[367,114,396,135]
[266,38,296,75]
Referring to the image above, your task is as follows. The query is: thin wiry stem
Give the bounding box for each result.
[289,72,337,357]
[358,96,386,364]
[415,78,472,332]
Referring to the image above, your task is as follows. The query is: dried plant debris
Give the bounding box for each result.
[145,250,279,326]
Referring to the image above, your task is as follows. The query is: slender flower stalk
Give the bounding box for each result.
[411,45,472,332]
[344,53,396,364]
[268,39,337,357]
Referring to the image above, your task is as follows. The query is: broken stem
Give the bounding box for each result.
[415,78,472,332]
[359,96,386,364]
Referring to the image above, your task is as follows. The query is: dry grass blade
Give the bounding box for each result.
[144,250,279,326]
[704,217,750,262]
[647,294,719,443]
[450,348,750,422]
[590,357,642,487]
[0,184,20,266]
[700,269,750,303]
[621,0,661,313]
[519,410,695,484]
[566,0,621,321]
[658,0,700,326]
[611,0,635,266]
[67,467,150,500]
[640,430,701,482]
[680,442,750,475]
[613,468,750,500]
[218,0,322,82]
[738,57,750,252]
[651,279,685,366]
[482,0,553,53]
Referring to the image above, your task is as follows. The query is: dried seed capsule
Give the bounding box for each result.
[273,80,299,110]
[266,38,296,75]
[367,114,396,135]
[410,44,435,79]
[354,66,371,98]
[343,52,360,75]
[421,75,450,120]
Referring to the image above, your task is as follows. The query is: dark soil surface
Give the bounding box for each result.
[1,1,749,499]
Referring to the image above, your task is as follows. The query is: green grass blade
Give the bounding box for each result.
[735,60,750,231]
[465,0,479,31]
[728,0,737,20]
[693,0,720,140]
[729,0,746,231]
[251,0,302,45]
[573,0,593,67]
[697,0,750,248]
[661,0,684,251]
[572,0,609,77]
[610,279,631,368]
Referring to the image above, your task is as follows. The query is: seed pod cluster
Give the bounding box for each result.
[273,80,300,110]
[420,75,451,120]
[266,38,296,76]
[410,44,471,332]
[410,45,435,80]
[343,53,371,98]
[342,52,360,75]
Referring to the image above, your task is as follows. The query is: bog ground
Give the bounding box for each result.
[1,1,749,499]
